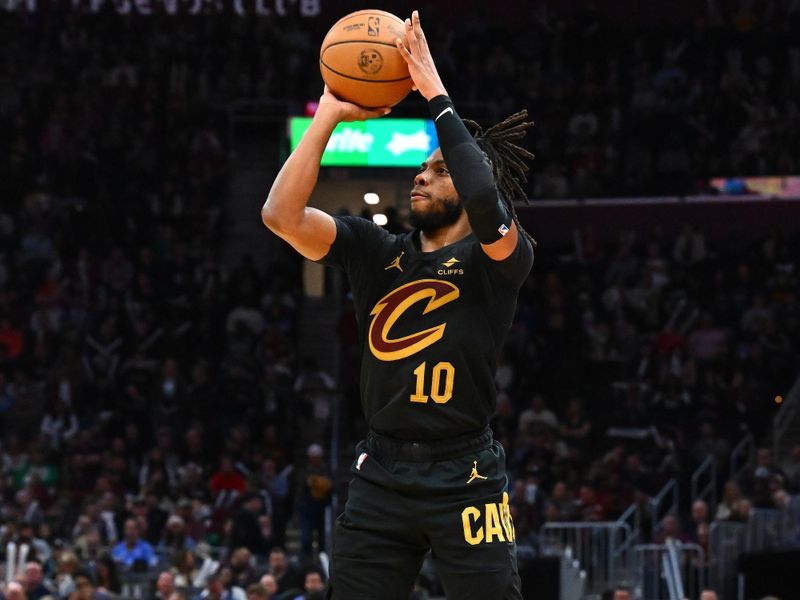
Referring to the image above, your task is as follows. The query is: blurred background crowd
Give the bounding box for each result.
[1,0,799,599]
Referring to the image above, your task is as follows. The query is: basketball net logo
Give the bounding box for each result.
[368,279,460,361]
[367,16,380,36]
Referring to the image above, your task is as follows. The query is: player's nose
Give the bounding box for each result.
[414,171,428,186]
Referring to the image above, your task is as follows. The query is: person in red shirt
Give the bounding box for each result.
[210,456,246,496]
[0,317,24,360]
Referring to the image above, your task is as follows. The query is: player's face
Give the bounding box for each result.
[409,148,462,231]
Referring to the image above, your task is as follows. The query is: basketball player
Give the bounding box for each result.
[262,10,535,599]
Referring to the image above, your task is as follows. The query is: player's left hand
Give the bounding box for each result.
[396,10,448,101]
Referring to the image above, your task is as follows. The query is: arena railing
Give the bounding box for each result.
[631,541,705,600]
[746,497,800,552]
[650,479,679,529]
[559,547,588,600]
[708,496,800,599]
[540,521,633,594]
[772,373,800,462]
[690,455,717,517]
[613,501,642,586]
[729,433,754,486]
[708,521,747,600]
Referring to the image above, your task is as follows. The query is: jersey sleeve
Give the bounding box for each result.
[315,215,391,274]
[481,228,534,288]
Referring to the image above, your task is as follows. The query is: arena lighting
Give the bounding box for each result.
[372,213,388,226]
[363,192,380,205]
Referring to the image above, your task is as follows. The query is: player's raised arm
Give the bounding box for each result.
[397,10,536,261]
[261,87,390,261]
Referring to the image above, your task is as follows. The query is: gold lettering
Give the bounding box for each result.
[485,503,505,543]
[461,506,483,545]
[501,492,516,542]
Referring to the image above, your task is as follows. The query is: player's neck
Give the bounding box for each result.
[419,211,471,252]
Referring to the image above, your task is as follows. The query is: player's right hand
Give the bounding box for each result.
[317,85,391,123]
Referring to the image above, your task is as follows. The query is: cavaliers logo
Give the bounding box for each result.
[358,49,383,75]
[368,279,459,361]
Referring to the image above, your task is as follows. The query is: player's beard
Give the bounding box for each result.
[409,195,463,232]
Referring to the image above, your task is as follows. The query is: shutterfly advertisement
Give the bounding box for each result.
[289,117,439,167]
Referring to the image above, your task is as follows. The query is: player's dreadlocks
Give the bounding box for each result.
[462,110,537,247]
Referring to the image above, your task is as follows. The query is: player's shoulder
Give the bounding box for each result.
[333,214,396,243]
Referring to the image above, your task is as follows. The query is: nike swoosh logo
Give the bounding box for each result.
[435,106,453,122]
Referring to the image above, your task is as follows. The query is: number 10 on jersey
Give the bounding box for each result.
[410,361,455,404]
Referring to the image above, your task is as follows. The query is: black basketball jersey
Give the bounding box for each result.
[319,215,533,441]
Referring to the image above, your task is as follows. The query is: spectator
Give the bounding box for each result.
[175,498,207,543]
[653,515,690,544]
[297,445,332,556]
[229,496,270,555]
[170,551,201,589]
[159,515,197,552]
[244,585,268,600]
[257,459,292,549]
[54,551,79,599]
[192,574,235,600]
[153,573,175,600]
[257,576,277,600]
[780,444,800,493]
[575,485,605,522]
[749,448,785,507]
[292,570,325,600]
[210,457,246,503]
[560,398,592,459]
[715,481,743,521]
[40,400,79,450]
[21,562,52,600]
[91,554,121,597]
[216,568,245,600]
[547,481,577,521]
[518,395,559,433]
[672,225,707,265]
[3,582,27,600]
[111,519,157,570]
[265,549,299,596]
[69,572,109,600]
[293,359,336,446]
[226,548,258,589]
[687,314,727,361]
[728,499,754,523]
[687,500,709,543]
[508,478,545,543]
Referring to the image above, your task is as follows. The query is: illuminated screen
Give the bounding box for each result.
[708,176,800,197]
[289,117,439,167]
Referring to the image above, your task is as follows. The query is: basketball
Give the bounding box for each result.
[320,9,413,108]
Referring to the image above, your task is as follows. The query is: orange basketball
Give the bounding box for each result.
[320,9,413,108]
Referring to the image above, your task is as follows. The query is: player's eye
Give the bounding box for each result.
[437,168,449,175]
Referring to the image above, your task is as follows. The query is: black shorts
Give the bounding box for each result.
[326,429,523,600]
